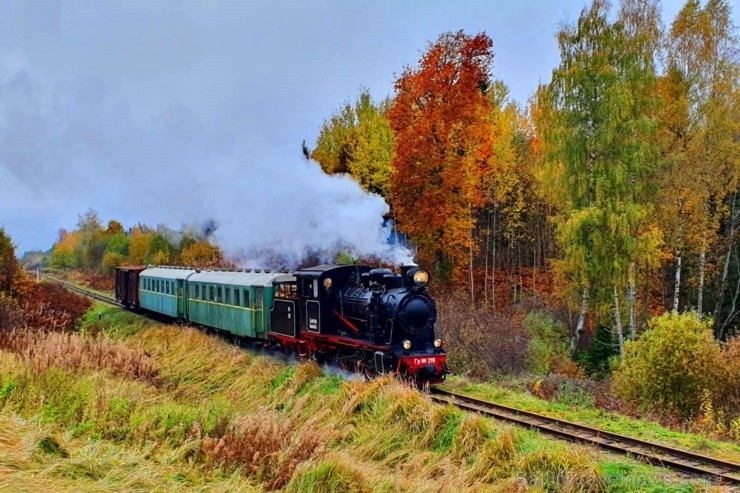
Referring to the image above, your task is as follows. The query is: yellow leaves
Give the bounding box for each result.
[51,231,82,270]
[128,228,151,266]
[312,90,394,199]
[180,241,223,268]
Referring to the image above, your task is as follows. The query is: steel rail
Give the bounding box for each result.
[429,387,740,486]
[40,275,123,307]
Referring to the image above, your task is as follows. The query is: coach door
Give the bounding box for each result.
[301,277,320,333]
[177,279,185,318]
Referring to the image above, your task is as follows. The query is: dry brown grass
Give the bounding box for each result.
[202,408,326,490]
[0,328,159,384]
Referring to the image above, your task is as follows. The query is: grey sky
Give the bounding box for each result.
[0,0,729,257]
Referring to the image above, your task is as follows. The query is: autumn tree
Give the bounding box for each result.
[482,82,545,307]
[389,30,494,287]
[543,0,662,355]
[128,227,152,265]
[181,241,223,267]
[658,0,739,322]
[51,229,81,270]
[147,232,174,265]
[0,228,20,296]
[312,89,395,199]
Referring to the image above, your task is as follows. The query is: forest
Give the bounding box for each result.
[308,0,739,349]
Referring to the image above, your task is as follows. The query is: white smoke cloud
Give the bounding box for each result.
[0,66,413,266]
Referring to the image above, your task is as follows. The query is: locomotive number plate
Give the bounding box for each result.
[412,356,437,365]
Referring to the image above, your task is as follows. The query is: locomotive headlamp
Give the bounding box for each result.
[413,269,429,287]
[434,338,442,348]
[402,339,412,350]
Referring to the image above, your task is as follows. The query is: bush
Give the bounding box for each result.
[17,282,92,331]
[702,337,740,435]
[0,295,26,331]
[522,311,570,375]
[436,292,530,378]
[612,312,721,417]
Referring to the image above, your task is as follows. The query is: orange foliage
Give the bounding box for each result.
[389,31,494,279]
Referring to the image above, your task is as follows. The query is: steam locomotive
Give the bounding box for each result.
[116,263,448,384]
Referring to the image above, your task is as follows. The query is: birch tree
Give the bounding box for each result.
[544,0,662,356]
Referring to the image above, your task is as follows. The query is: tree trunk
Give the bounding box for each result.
[697,230,706,318]
[570,287,589,356]
[491,206,497,310]
[672,226,682,314]
[628,261,636,340]
[614,285,624,358]
[469,209,475,305]
[714,191,738,337]
[484,211,490,305]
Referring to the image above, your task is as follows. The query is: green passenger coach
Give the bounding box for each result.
[186,270,284,338]
[139,266,197,318]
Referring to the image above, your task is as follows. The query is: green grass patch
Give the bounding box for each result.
[79,302,153,339]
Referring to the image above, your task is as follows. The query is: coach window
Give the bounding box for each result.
[234,289,240,307]
[225,287,231,305]
[216,287,222,303]
[244,289,250,307]
[209,286,215,302]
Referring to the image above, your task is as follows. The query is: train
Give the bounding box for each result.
[115,263,448,384]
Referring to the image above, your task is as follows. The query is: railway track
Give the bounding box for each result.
[42,274,740,486]
[41,275,123,307]
[429,388,740,487]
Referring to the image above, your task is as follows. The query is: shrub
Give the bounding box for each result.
[436,292,530,378]
[522,311,570,375]
[716,337,740,419]
[17,282,92,331]
[612,312,721,417]
[0,295,26,331]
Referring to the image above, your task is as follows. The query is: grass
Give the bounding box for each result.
[439,376,740,464]
[0,305,733,492]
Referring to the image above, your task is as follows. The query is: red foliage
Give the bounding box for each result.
[389,31,494,279]
[16,282,92,331]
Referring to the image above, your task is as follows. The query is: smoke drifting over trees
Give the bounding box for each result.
[0,68,411,266]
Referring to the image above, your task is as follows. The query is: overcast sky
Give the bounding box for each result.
[0,0,732,258]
